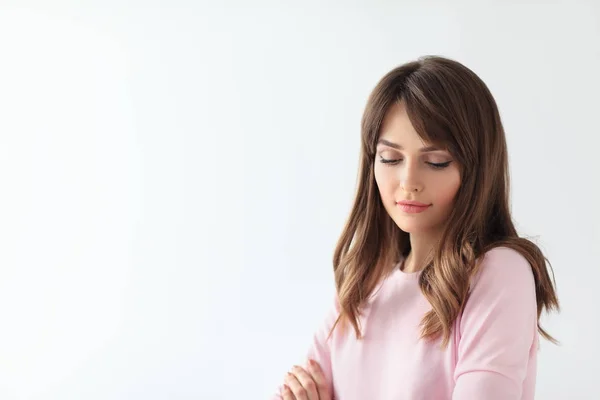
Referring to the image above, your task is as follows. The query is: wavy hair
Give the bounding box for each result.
[330,55,559,347]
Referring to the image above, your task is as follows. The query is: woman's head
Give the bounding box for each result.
[374,100,461,237]
[365,55,510,249]
[331,55,559,345]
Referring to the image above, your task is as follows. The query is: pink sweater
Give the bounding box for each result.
[272,246,539,399]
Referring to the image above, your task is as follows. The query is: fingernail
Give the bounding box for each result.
[283,384,290,392]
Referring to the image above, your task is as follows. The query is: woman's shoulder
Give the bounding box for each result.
[459,245,537,332]
[471,246,535,291]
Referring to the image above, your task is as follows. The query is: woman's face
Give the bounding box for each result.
[374,101,461,235]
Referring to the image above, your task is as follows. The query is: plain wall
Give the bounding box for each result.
[0,1,598,399]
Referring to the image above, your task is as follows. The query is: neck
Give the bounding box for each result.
[402,231,440,273]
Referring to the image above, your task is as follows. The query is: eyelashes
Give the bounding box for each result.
[378,157,452,170]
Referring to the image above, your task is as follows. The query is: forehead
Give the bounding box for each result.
[378,101,448,152]
[380,102,415,135]
[379,101,427,144]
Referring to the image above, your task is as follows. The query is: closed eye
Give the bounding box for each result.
[379,157,452,169]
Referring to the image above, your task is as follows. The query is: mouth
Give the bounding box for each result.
[397,200,429,207]
[396,201,431,214]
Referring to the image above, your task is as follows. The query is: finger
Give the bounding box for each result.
[307,359,331,399]
[291,366,319,400]
[284,372,309,400]
[282,384,296,400]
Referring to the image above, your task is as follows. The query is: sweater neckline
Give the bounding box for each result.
[394,255,422,280]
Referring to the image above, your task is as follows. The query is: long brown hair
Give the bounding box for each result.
[331,55,559,347]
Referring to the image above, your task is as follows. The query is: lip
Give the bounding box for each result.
[397,200,430,207]
[396,200,431,214]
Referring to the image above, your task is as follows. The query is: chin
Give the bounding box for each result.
[393,220,425,233]
[392,217,435,234]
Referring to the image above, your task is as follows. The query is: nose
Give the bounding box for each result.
[401,182,421,193]
[399,163,423,193]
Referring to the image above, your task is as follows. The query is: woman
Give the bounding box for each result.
[272,55,559,400]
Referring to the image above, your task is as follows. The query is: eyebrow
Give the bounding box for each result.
[377,139,444,153]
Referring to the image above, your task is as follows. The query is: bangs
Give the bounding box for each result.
[402,92,457,155]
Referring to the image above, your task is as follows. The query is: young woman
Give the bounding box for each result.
[272,55,559,400]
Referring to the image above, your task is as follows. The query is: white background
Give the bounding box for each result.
[0,1,598,399]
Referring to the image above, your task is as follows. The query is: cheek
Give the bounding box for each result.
[433,173,461,206]
[374,166,397,194]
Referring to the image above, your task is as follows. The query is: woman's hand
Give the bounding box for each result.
[282,359,331,400]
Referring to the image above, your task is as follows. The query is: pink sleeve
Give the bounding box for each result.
[270,295,340,399]
[452,247,538,399]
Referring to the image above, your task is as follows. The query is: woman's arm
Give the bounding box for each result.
[270,294,340,399]
[452,247,538,399]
